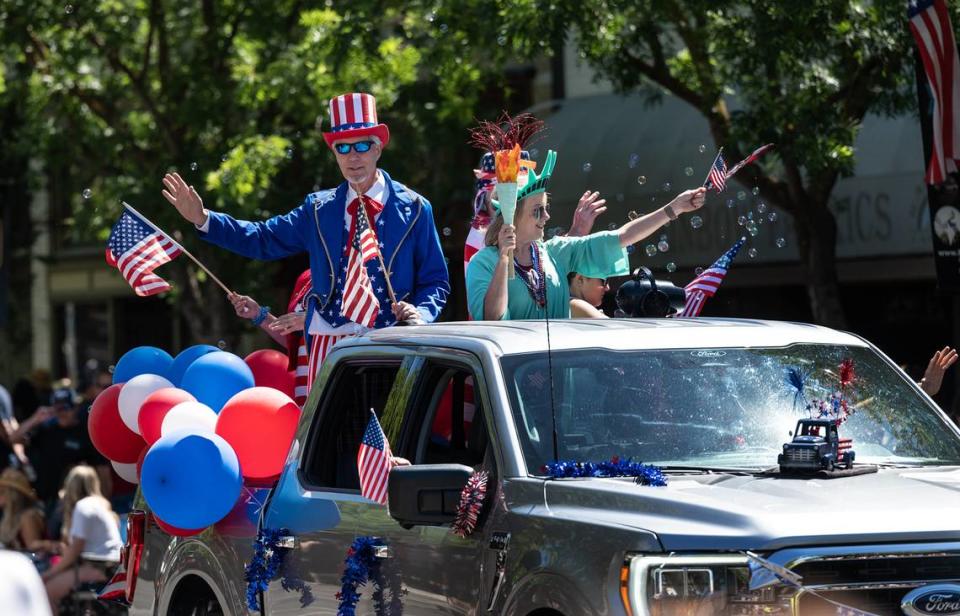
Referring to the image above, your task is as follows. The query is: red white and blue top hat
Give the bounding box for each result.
[323,92,391,150]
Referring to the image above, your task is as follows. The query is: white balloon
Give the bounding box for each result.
[161,401,218,436]
[111,460,139,484]
[118,374,174,434]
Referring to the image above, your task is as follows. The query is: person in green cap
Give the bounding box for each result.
[466,149,705,320]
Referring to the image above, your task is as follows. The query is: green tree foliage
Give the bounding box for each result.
[478,0,946,326]
[0,0,501,344]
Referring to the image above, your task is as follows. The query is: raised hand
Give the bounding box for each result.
[162,172,207,226]
[568,190,608,237]
[921,346,959,396]
[671,187,707,213]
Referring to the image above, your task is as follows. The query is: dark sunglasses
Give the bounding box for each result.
[532,204,551,221]
[334,140,375,154]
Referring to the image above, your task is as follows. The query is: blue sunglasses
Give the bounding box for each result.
[334,140,375,154]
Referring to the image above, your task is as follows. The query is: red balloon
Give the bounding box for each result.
[244,350,296,399]
[138,388,196,445]
[88,384,147,463]
[151,513,203,537]
[216,387,300,486]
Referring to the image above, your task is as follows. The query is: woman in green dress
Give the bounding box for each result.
[466,150,705,320]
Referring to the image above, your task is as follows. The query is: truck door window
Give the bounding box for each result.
[409,365,490,470]
[300,361,402,490]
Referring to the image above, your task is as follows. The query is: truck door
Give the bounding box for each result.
[262,355,408,615]
[379,356,502,614]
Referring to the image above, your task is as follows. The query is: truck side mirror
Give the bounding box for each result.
[388,464,473,527]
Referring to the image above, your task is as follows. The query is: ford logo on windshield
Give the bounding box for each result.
[902,584,960,616]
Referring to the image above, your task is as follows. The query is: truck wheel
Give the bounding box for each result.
[167,576,224,616]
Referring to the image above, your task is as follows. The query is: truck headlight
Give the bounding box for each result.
[622,554,796,616]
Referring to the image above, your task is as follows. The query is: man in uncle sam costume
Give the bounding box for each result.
[162,92,450,386]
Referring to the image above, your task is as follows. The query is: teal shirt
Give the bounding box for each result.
[466,230,630,320]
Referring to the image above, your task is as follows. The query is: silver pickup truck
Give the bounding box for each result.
[126,319,960,616]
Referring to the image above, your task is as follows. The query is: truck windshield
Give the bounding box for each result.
[500,344,960,474]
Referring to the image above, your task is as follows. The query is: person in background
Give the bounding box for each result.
[919,346,958,397]
[568,272,610,319]
[0,468,45,550]
[229,269,313,406]
[40,465,121,612]
[13,388,111,514]
[12,369,52,423]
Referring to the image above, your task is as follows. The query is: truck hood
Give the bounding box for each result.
[541,466,960,551]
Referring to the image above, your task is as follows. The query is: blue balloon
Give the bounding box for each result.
[113,346,174,384]
[168,345,221,387]
[141,430,242,529]
[180,352,255,412]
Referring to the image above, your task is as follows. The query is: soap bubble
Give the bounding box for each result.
[666,262,677,273]
[752,186,760,196]
[662,182,672,192]
[747,223,759,237]
[221,155,228,162]
[690,215,703,229]
[776,237,787,248]
[497,35,507,46]
[644,244,658,257]
[608,223,617,231]
[695,267,704,276]
[637,176,647,185]
[190,162,199,171]
[768,212,778,222]
[529,148,539,158]
[748,248,758,258]
[726,198,735,209]
[442,227,452,237]
[737,190,747,201]
[698,144,707,153]
[659,233,667,242]
[628,210,639,220]
[64,4,74,13]
[737,215,747,226]
[747,211,754,220]
[582,162,592,173]
[426,11,436,21]
[658,240,670,253]
[217,340,227,350]
[626,245,635,254]
[684,167,694,176]
[757,202,767,213]
[81,188,92,200]
[628,153,640,169]
[285,147,294,159]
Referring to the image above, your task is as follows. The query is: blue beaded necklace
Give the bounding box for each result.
[514,243,547,307]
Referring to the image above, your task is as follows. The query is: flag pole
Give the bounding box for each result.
[354,192,398,305]
[701,147,724,189]
[121,201,234,295]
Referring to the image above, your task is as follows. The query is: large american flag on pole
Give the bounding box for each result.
[678,238,746,318]
[909,0,960,184]
[358,410,392,505]
[105,206,182,296]
[342,198,381,328]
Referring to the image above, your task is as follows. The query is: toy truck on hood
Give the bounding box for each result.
[778,418,855,472]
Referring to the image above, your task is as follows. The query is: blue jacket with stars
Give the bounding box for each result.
[198,169,450,325]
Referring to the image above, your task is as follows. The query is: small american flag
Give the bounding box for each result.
[105,205,182,296]
[704,152,728,192]
[909,0,960,184]
[678,238,746,318]
[342,197,382,328]
[358,410,392,505]
[97,561,129,604]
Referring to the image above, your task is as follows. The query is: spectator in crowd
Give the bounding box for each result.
[40,465,121,611]
[78,370,112,411]
[919,346,958,397]
[12,387,111,515]
[568,272,610,319]
[0,551,52,616]
[12,369,52,423]
[0,468,45,550]
[0,381,16,473]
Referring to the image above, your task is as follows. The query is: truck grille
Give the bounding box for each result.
[786,550,960,615]
[784,448,815,462]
